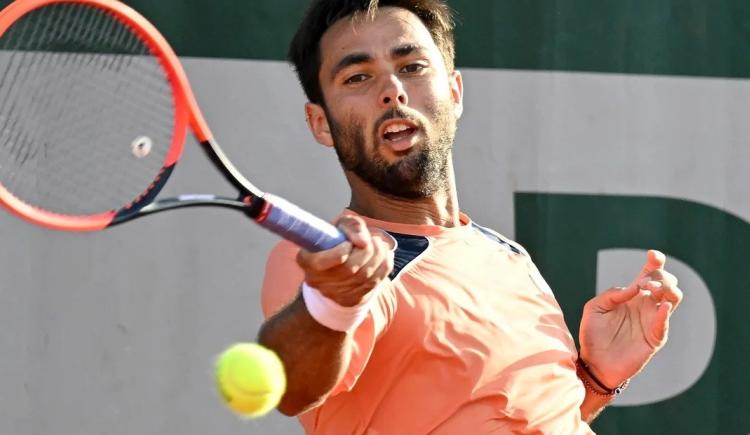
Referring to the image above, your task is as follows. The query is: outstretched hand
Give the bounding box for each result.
[579,250,683,389]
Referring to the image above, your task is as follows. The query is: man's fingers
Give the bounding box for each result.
[650,302,672,346]
[641,269,678,288]
[336,216,371,249]
[640,249,666,275]
[299,224,391,280]
[297,215,373,272]
[339,234,377,276]
[594,286,640,311]
[376,248,395,280]
[302,230,394,306]
[630,249,668,290]
[297,241,353,271]
[638,273,682,312]
[297,217,395,307]
[351,237,393,283]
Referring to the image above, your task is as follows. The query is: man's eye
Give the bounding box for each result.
[344,74,368,84]
[401,63,425,74]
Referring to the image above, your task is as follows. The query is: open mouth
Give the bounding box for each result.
[383,123,417,141]
[380,119,419,151]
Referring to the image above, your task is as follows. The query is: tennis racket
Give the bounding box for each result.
[0,0,347,252]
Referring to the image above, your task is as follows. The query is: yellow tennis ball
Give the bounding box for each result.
[215,342,286,418]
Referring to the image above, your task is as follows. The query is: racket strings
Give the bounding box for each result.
[4,7,95,170]
[0,5,147,208]
[21,6,173,160]
[0,3,176,216]
[1,7,173,149]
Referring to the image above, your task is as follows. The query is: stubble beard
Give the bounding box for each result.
[327,102,456,199]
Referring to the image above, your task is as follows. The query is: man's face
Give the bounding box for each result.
[311,7,462,198]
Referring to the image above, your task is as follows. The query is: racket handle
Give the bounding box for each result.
[256,194,347,252]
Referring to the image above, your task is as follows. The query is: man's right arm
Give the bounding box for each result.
[258,293,353,415]
[257,216,393,416]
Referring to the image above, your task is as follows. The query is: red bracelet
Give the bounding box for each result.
[575,359,630,397]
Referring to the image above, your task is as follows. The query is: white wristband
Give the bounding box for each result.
[302,282,379,332]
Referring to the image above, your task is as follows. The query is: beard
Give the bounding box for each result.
[326,100,457,199]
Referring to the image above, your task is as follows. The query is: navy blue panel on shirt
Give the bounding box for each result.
[386,232,430,280]
[471,222,521,255]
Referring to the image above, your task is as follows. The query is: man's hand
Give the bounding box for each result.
[296,215,394,307]
[579,250,683,388]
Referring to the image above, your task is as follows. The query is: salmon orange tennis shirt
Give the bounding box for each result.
[261,210,594,435]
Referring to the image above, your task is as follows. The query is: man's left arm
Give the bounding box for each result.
[576,250,683,422]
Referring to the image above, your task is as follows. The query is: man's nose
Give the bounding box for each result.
[379,75,408,108]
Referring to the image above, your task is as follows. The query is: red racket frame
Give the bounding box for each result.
[0,0,212,231]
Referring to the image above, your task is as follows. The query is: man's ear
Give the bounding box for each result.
[449,70,464,119]
[305,102,334,147]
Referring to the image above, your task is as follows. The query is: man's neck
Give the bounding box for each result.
[345,165,461,227]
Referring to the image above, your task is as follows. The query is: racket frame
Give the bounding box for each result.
[0,0,262,230]
[0,0,346,252]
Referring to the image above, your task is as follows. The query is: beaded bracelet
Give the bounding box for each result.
[575,359,630,397]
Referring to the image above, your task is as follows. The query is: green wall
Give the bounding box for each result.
[3,0,744,78]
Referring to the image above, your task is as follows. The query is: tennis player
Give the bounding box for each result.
[258,1,683,433]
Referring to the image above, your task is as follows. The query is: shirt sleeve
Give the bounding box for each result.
[260,240,397,396]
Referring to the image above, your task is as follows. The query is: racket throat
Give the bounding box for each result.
[110,164,177,225]
[200,140,264,198]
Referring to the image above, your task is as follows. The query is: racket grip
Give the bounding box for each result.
[256,194,347,252]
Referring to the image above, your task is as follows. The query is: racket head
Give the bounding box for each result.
[0,0,210,231]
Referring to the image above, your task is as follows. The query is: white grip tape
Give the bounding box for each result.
[302,282,379,332]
